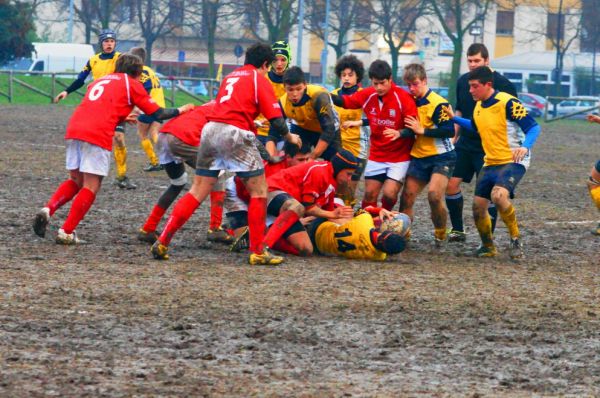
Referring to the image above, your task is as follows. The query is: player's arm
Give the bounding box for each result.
[506,99,541,162]
[417,102,455,138]
[311,92,339,159]
[54,61,92,103]
[258,81,301,147]
[445,105,477,134]
[140,70,153,94]
[330,88,369,109]
[131,78,193,120]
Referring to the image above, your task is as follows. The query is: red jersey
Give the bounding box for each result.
[206,64,283,134]
[65,73,160,151]
[267,161,337,210]
[234,158,291,203]
[341,83,417,162]
[160,101,215,147]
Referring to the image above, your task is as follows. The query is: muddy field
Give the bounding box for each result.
[0,104,598,396]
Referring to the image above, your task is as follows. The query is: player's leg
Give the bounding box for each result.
[362,160,386,208]
[263,193,306,254]
[381,161,409,211]
[344,157,366,207]
[207,174,233,243]
[471,151,498,232]
[472,167,496,257]
[587,161,600,235]
[138,117,161,172]
[275,229,313,256]
[446,148,474,241]
[399,176,426,221]
[428,152,455,245]
[112,124,135,189]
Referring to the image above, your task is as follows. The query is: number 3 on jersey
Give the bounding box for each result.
[88,80,111,101]
[220,77,240,103]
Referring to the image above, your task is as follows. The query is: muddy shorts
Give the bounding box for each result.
[407,151,456,182]
[65,139,111,176]
[157,133,198,168]
[196,122,264,178]
[475,163,526,200]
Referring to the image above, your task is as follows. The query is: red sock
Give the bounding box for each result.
[142,205,166,233]
[361,200,377,209]
[158,193,200,246]
[46,179,80,216]
[209,190,225,230]
[263,210,299,249]
[272,238,300,255]
[61,187,95,234]
[381,196,397,211]
[248,197,267,254]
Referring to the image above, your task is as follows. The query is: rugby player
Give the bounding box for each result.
[331,60,418,211]
[399,63,455,247]
[33,54,194,244]
[331,55,369,205]
[150,43,301,265]
[276,66,340,160]
[585,114,600,235]
[54,29,136,190]
[137,101,234,245]
[446,43,518,241]
[130,47,165,172]
[447,66,541,259]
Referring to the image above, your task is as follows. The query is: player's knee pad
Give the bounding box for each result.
[170,171,188,187]
[280,198,305,217]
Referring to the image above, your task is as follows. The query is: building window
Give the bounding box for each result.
[496,11,514,36]
[547,13,565,42]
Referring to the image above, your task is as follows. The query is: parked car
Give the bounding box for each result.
[523,103,542,118]
[554,96,599,119]
[518,92,546,111]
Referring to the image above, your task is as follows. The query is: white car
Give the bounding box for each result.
[554,96,599,119]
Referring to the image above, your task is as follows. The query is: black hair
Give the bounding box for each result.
[115,54,143,78]
[284,141,311,158]
[283,66,306,86]
[467,43,489,60]
[467,66,494,85]
[368,60,392,80]
[334,54,365,82]
[244,42,275,68]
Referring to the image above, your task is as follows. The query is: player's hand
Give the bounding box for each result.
[124,112,138,124]
[254,120,265,128]
[442,104,455,119]
[286,133,302,148]
[383,128,400,141]
[379,208,397,221]
[54,91,68,103]
[512,147,528,163]
[178,103,195,114]
[333,205,354,219]
[342,120,362,128]
[404,116,424,135]
[586,114,600,124]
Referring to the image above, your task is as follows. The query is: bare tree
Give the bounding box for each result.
[135,0,181,64]
[581,0,600,95]
[427,0,495,103]
[365,0,426,82]
[304,0,371,63]
[238,0,297,42]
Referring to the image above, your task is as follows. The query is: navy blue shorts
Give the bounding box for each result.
[452,148,485,183]
[407,151,456,182]
[138,113,161,124]
[475,163,526,200]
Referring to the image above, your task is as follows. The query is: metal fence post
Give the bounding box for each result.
[171,78,175,106]
[51,73,56,101]
[8,70,13,103]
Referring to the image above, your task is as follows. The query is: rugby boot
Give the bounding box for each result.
[473,244,497,258]
[33,207,50,237]
[207,227,234,244]
[114,176,137,190]
[248,247,284,266]
[56,228,83,245]
[230,227,249,252]
[143,163,164,172]
[434,237,446,249]
[508,238,524,260]
[447,229,467,242]
[137,228,158,244]
[151,241,169,260]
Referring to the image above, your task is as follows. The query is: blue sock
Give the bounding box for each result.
[446,192,464,232]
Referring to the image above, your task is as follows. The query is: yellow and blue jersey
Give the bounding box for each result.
[313,213,387,261]
[140,65,165,108]
[78,51,121,81]
[411,89,454,158]
[472,91,537,168]
[257,69,287,137]
[280,84,338,136]
[332,85,365,157]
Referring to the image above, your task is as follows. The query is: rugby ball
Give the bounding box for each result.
[380,213,411,237]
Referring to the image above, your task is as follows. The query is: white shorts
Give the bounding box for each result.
[156,133,197,168]
[65,139,111,176]
[224,176,275,226]
[364,160,410,182]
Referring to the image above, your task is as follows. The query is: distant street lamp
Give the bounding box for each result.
[321,0,330,85]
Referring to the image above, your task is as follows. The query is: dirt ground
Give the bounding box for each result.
[0,105,598,397]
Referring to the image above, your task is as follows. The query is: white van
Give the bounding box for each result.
[27,43,95,73]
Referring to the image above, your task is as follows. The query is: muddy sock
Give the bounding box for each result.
[248,197,267,254]
[489,203,498,233]
[209,190,225,230]
[62,188,96,234]
[445,192,464,232]
[46,179,80,216]
[113,146,127,178]
[142,205,166,233]
[140,138,159,165]
[361,200,377,209]
[498,204,520,239]
[158,193,200,246]
[272,238,300,255]
[381,196,397,211]
[263,210,300,250]
[474,213,494,248]
[590,185,600,211]
[434,227,447,241]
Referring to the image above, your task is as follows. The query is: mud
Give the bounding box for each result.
[0,105,598,396]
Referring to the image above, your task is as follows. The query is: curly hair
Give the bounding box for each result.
[334,54,365,82]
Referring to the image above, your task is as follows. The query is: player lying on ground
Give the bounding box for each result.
[399,63,456,247]
[447,66,541,259]
[33,54,194,244]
